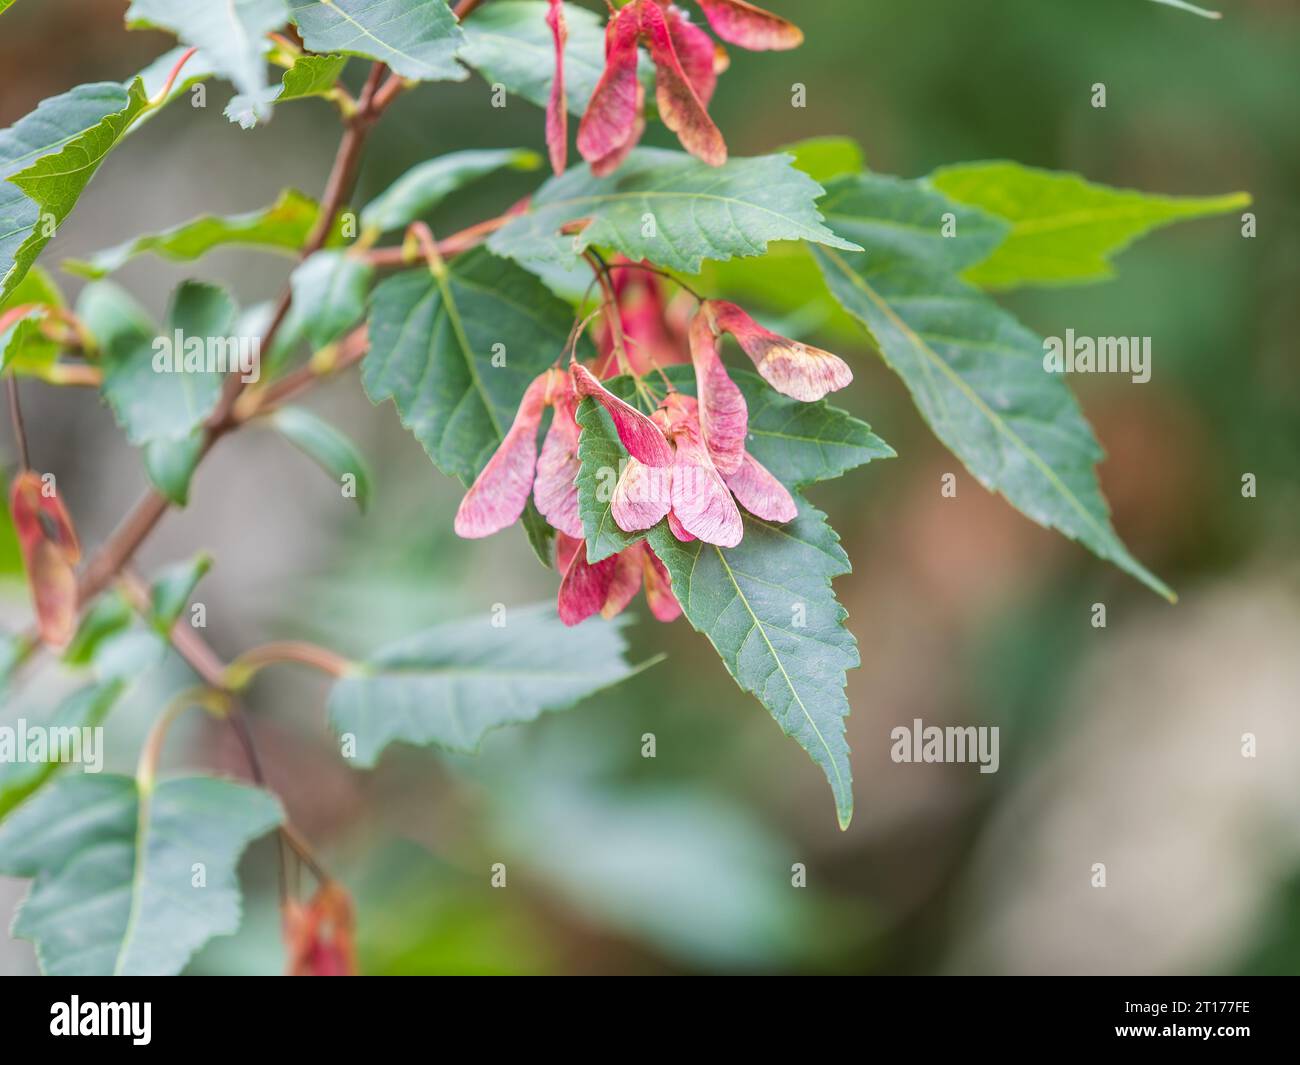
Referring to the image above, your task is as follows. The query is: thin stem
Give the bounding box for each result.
[77,491,173,605]
[224,701,293,900]
[118,570,224,687]
[281,822,330,884]
[405,221,445,274]
[370,72,406,113]
[362,211,513,268]
[267,32,302,58]
[41,363,102,388]
[76,61,404,610]
[233,324,368,421]
[565,306,604,364]
[117,569,330,891]
[602,261,705,301]
[454,0,491,19]
[136,686,228,793]
[584,250,633,376]
[149,47,199,106]
[7,375,30,470]
[226,640,354,689]
[0,303,38,334]
[586,253,661,404]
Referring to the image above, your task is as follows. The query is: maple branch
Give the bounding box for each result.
[233,324,369,422]
[117,571,330,887]
[361,211,514,267]
[76,61,402,609]
[60,62,415,901]
[371,71,407,113]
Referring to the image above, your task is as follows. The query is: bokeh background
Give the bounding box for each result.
[1,0,1298,974]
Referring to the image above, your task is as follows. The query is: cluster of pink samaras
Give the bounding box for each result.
[544,0,804,175]
[454,267,853,627]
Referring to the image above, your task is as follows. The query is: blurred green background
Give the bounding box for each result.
[1,0,1298,975]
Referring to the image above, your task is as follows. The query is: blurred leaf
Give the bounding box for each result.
[289,249,374,350]
[363,249,583,482]
[812,174,1174,600]
[1,263,61,311]
[89,627,168,685]
[288,0,466,82]
[458,0,607,113]
[930,160,1249,289]
[648,500,858,830]
[0,481,21,576]
[0,773,281,974]
[782,136,866,184]
[236,299,307,382]
[0,79,150,302]
[0,267,63,375]
[226,53,349,128]
[149,553,212,633]
[0,630,31,691]
[65,586,170,684]
[125,0,283,120]
[85,280,233,447]
[488,149,861,275]
[65,189,329,279]
[64,591,134,667]
[0,681,125,821]
[144,430,205,506]
[348,840,556,975]
[0,310,42,374]
[269,406,373,513]
[328,602,644,762]
[493,784,818,969]
[360,147,540,234]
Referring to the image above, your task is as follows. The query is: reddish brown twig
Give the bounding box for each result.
[76,61,404,610]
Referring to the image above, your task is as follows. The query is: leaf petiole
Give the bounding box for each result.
[135,687,229,794]
[224,641,357,692]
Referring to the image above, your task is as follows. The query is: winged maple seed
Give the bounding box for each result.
[556,533,681,626]
[545,0,569,174]
[453,283,851,625]
[596,258,693,374]
[544,0,802,176]
[283,882,358,977]
[8,471,81,647]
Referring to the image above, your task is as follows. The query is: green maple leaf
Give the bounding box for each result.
[329,602,648,761]
[0,773,281,975]
[813,173,1173,599]
[930,160,1249,289]
[489,149,861,276]
[363,248,584,482]
[288,0,466,82]
[0,79,151,301]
